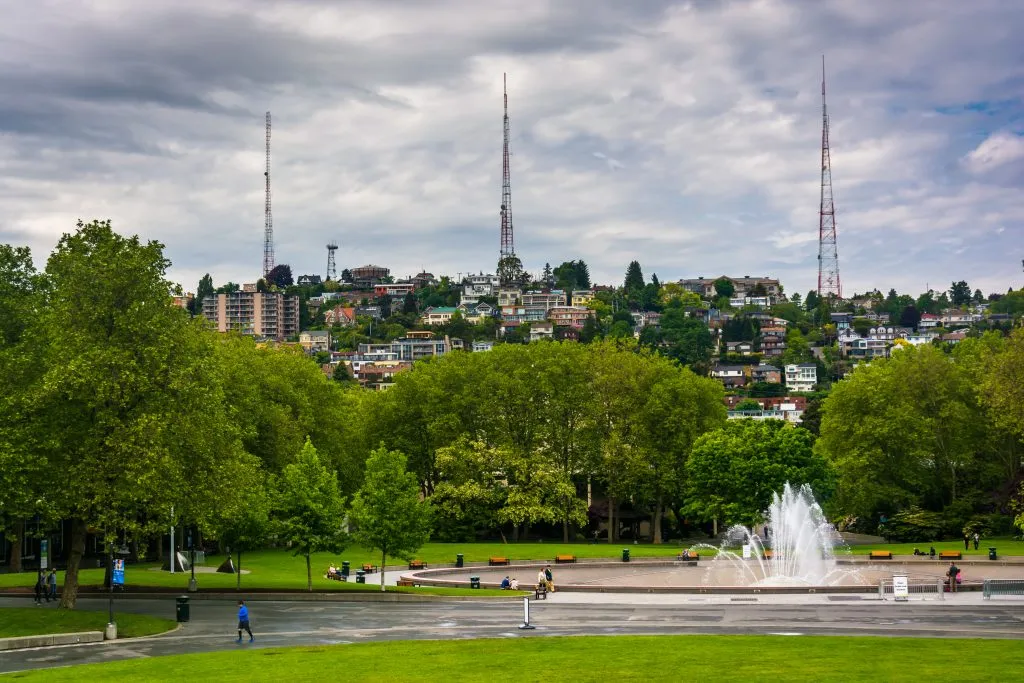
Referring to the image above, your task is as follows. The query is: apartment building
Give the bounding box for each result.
[202,288,300,342]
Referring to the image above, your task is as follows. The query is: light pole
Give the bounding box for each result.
[106,541,116,639]
[188,529,197,592]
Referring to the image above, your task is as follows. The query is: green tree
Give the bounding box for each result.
[208,463,271,590]
[714,278,735,299]
[624,261,645,293]
[349,447,433,591]
[949,281,971,307]
[402,290,418,314]
[497,255,525,286]
[686,421,829,530]
[274,438,348,591]
[735,399,762,411]
[266,264,293,288]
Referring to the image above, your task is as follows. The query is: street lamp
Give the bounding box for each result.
[106,540,130,640]
[188,529,197,593]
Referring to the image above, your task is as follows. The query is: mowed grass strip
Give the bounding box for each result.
[7,635,1022,682]
[0,607,175,639]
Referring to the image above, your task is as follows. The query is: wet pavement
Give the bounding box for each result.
[1,594,1023,674]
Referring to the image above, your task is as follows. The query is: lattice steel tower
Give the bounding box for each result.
[499,73,515,260]
[817,57,841,299]
[263,111,275,279]
[326,241,338,281]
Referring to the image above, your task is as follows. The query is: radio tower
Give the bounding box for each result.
[263,111,275,279]
[326,241,338,281]
[817,57,841,299]
[499,73,514,261]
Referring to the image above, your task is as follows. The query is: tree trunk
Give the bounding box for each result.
[59,518,87,609]
[9,521,23,573]
[380,551,387,592]
[652,502,663,545]
[713,517,718,537]
[607,497,614,544]
[562,516,569,543]
[236,551,242,591]
[512,524,520,542]
[305,553,312,592]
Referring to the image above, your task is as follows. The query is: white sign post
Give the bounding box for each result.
[893,575,909,602]
[519,596,536,630]
[742,544,752,560]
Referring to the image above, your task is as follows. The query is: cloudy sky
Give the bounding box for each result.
[2,0,1022,297]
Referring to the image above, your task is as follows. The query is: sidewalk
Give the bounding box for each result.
[542,590,1024,606]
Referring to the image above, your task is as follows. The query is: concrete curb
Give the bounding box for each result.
[0,631,104,652]
[0,591,523,603]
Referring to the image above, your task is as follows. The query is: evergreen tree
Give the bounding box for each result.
[402,291,417,315]
[192,273,214,315]
[624,261,644,293]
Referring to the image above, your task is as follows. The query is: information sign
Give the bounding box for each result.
[892,574,908,601]
[112,558,125,586]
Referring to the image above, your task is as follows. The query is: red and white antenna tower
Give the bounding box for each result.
[817,57,841,299]
[499,73,515,260]
[263,111,275,279]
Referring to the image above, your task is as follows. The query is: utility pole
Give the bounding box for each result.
[263,112,275,279]
[817,57,841,300]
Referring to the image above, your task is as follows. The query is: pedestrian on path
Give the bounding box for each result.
[972,532,980,550]
[963,534,970,551]
[544,565,554,593]
[33,571,45,605]
[47,569,57,601]
[946,562,959,593]
[236,600,254,643]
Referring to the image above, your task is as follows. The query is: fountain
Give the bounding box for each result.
[704,482,865,586]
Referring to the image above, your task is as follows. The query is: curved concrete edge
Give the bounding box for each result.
[0,631,104,651]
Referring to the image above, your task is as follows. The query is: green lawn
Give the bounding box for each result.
[0,607,175,639]
[0,539,1017,595]
[5,635,1021,681]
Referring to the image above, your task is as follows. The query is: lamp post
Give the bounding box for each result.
[188,529,197,592]
[106,541,116,639]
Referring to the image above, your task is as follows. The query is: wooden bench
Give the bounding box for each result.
[396,578,416,587]
[408,559,427,570]
[763,550,774,560]
[361,564,378,573]
[870,550,893,560]
[678,551,700,562]
[983,579,1024,599]
[534,584,548,600]
[554,555,577,564]
[939,551,962,560]
[488,557,510,566]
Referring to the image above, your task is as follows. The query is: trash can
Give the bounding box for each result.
[355,570,366,584]
[456,553,464,568]
[470,576,480,589]
[989,547,997,561]
[622,548,630,563]
[341,560,350,578]
[175,595,190,623]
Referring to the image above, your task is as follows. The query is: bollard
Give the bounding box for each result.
[518,596,536,630]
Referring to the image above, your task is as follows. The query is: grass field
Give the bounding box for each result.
[0,539,1018,595]
[5,635,1021,682]
[0,607,175,639]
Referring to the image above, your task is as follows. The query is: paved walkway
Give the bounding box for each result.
[1,594,1023,675]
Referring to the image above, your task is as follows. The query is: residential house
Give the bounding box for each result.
[571,290,595,307]
[354,305,383,320]
[171,292,193,310]
[679,276,781,299]
[830,312,852,330]
[297,274,322,286]
[724,395,807,412]
[631,311,662,329]
[530,321,554,342]
[750,363,782,384]
[711,364,747,389]
[357,334,450,362]
[784,363,817,392]
[522,290,567,310]
[472,341,494,352]
[458,302,494,323]
[729,295,770,308]
[941,330,968,344]
[421,306,459,325]
[349,264,391,286]
[299,330,331,354]
[940,311,977,328]
[724,340,754,355]
[759,327,787,358]
[354,360,413,390]
[324,305,357,327]
[497,287,521,307]
[548,306,592,329]
[374,282,416,298]
[412,272,437,288]
[918,314,941,329]
[462,273,501,302]
[840,335,891,360]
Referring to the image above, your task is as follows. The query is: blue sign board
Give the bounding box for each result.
[112,558,125,586]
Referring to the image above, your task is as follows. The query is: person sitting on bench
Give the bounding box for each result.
[326,565,338,579]
[929,547,936,558]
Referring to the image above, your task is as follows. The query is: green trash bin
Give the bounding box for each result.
[175,595,190,623]
[989,547,997,561]
[470,576,480,589]
[456,553,464,568]
[355,570,366,584]
[622,548,630,562]
[341,560,350,578]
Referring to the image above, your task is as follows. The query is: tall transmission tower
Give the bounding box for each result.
[817,57,841,299]
[326,241,338,281]
[499,73,514,260]
[263,111,275,279]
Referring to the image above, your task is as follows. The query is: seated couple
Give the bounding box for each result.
[499,576,519,590]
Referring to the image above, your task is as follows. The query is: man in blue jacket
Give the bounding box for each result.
[237,600,254,642]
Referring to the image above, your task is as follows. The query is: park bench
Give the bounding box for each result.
[939,551,962,560]
[396,578,417,588]
[763,550,774,560]
[678,551,700,562]
[554,555,577,564]
[361,564,377,574]
[869,550,893,560]
[488,557,510,566]
[983,579,1024,599]
[408,559,427,570]
[534,583,548,600]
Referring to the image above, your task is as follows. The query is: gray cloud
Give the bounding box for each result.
[1,0,1023,298]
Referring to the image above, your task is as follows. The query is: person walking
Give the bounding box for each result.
[47,569,57,601]
[947,562,959,593]
[963,534,970,551]
[236,600,254,643]
[544,565,554,593]
[972,532,980,550]
[33,571,45,605]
